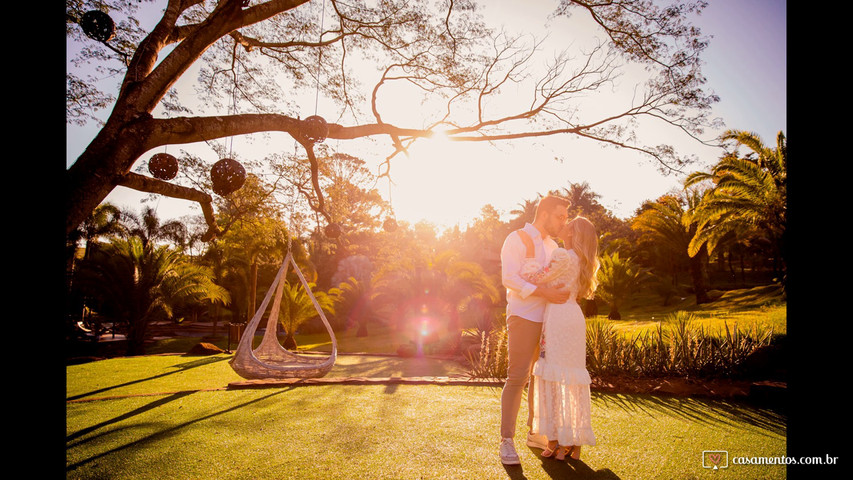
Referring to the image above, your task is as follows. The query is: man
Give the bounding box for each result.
[498,194,571,465]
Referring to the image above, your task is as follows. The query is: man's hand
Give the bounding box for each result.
[533,286,571,304]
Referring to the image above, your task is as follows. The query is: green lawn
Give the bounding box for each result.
[594,284,787,338]
[67,354,786,479]
[66,285,788,478]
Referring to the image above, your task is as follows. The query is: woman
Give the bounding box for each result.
[520,216,600,460]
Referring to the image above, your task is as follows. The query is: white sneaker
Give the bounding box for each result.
[499,437,520,465]
[526,431,547,449]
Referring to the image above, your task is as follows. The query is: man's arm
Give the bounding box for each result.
[501,232,570,304]
[531,285,571,304]
[500,232,538,299]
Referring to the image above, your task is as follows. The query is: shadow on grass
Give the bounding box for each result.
[66,387,294,473]
[328,355,468,383]
[497,390,784,479]
[66,390,196,444]
[591,391,786,437]
[503,457,621,480]
[66,356,230,401]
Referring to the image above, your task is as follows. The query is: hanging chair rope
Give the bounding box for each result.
[230,249,338,379]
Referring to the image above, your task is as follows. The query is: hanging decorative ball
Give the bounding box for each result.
[81,10,116,43]
[383,218,398,232]
[302,115,328,144]
[148,153,179,180]
[325,222,342,238]
[210,158,247,196]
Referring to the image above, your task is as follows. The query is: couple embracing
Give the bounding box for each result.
[499,195,600,465]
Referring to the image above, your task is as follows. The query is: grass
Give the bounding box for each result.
[596,284,787,339]
[293,324,415,354]
[65,284,788,478]
[66,354,469,401]
[67,354,786,479]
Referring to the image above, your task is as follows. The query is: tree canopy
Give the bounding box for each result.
[66,0,718,241]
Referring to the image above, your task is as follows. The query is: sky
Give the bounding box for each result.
[66,0,786,233]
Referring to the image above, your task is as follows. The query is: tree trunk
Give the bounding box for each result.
[583,298,598,317]
[356,319,368,337]
[126,315,149,356]
[608,303,621,320]
[283,332,297,350]
[65,0,273,236]
[208,305,219,337]
[689,247,710,304]
[67,114,157,236]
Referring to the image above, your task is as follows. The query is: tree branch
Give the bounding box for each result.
[118,172,221,241]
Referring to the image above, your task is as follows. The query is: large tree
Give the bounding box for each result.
[631,190,710,304]
[67,0,718,240]
[684,130,787,283]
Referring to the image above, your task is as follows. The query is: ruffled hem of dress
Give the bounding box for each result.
[532,361,591,385]
[532,426,597,447]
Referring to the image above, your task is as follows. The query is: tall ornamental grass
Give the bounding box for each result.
[468,311,774,379]
[464,327,508,380]
[586,311,774,377]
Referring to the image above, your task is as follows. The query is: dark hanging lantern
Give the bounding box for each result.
[383,218,398,232]
[210,158,246,196]
[325,223,342,238]
[148,153,179,180]
[302,115,328,144]
[80,10,116,43]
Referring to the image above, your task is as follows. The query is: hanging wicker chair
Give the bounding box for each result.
[230,250,337,380]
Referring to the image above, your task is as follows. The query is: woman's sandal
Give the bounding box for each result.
[554,446,572,461]
[566,445,581,460]
[544,443,582,460]
[541,441,559,458]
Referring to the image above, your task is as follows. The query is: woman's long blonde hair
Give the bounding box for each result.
[567,216,600,300]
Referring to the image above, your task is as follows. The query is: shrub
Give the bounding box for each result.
[584,311,774,379]
[468,311,775,380]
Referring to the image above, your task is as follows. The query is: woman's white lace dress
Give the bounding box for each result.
[522,248,596,447]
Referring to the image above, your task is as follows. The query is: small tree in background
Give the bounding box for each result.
[75,237,230,355]
[596,252,647,320]
[332,275,376,337]
[277,281,336,350]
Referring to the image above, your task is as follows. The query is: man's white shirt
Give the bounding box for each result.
[500,222,558,323]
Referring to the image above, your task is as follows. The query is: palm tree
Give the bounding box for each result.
[632,190,711,304]
[371,250,500,354]
[333,275,376,337]
[67,202,125,336]
[559,182,600,216]
[120,206,187,248]
[216,217,290,323]
[432,250,501,332]
[277,281,336,350]
[198,240,248,334]
[596,252,647,320]
[76,237,230,355]
[685,130,787,283]
[507,197,540,230]
[70,202,124,260]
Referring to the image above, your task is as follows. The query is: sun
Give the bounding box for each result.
[387,131,489,230]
